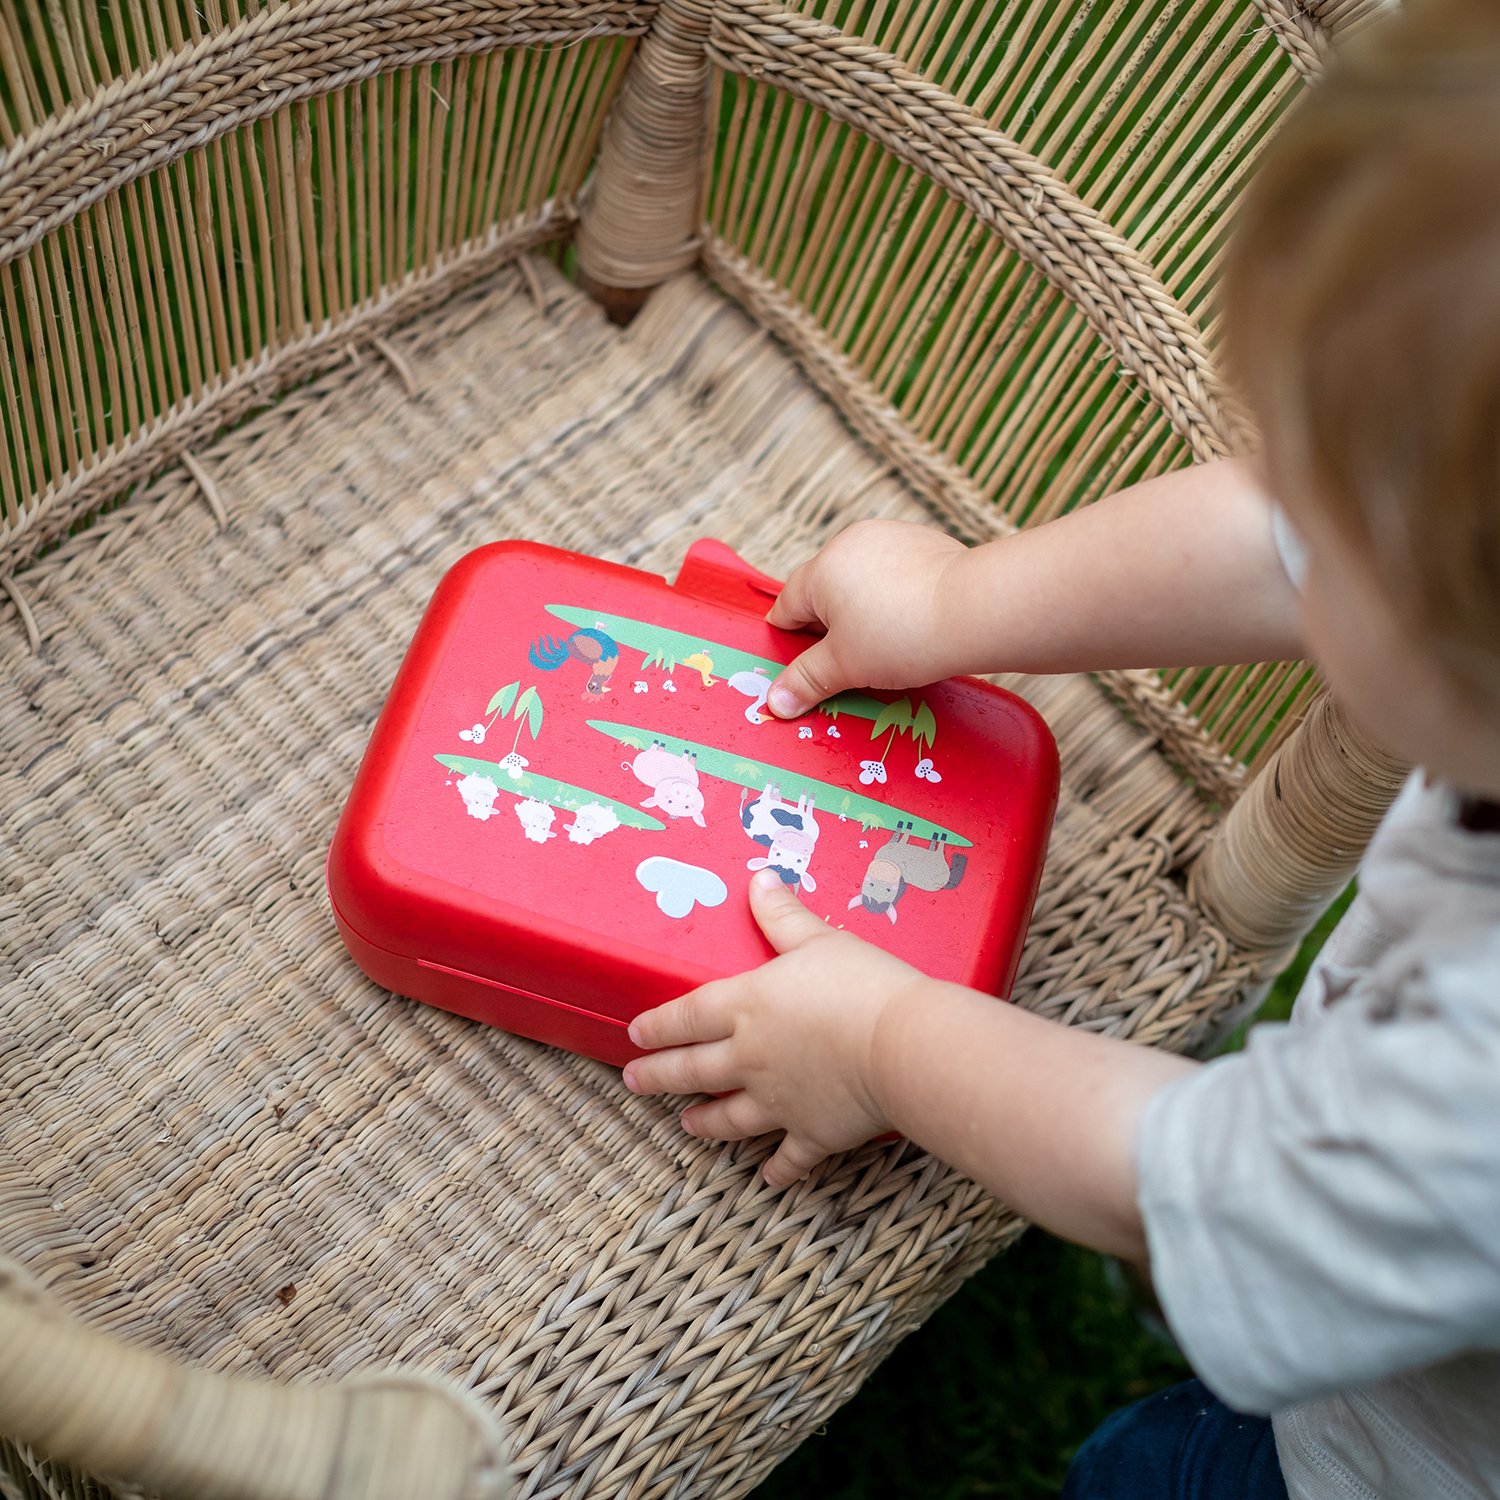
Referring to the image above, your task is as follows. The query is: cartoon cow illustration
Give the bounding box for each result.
[624,741,706,826]
[528,626,619,699]
[513,798,558,843]
[740,784,821,892]
[849,820,967,923]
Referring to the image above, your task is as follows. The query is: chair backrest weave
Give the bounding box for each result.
[0,0,1409,960]
[693,0,1382,778]
[0,1,645,572]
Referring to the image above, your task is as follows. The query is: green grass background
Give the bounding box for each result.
[752,888,1353,1498]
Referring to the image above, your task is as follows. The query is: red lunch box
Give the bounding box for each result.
[327,539,1060,1067]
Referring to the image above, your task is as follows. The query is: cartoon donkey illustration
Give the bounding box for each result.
[849,820,967,923]
[740,784,821,892]
[625,740,706,827]
[528,626,619,699]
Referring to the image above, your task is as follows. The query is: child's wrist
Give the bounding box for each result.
[932,541,1008,679]
[865,974,951,1134]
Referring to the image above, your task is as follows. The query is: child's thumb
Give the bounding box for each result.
[749,869,829,953]
[767,640,845,719]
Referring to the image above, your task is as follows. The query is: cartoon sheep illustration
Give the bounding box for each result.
[740,784,821,892]
[624,741,706,827]
[456,772,501,821]
[565,802,622,846]
[849,820,967,923]
[513,798,558,843]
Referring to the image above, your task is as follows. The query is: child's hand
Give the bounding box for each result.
[622,869,927,1187]
[765,519,968,718]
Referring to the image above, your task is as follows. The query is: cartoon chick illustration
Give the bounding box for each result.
[680,651,717,687]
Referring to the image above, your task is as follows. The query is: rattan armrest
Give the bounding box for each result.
[0,1261,509,1500]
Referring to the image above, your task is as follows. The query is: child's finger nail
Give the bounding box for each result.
[622,1064,639,1091]
[751,868,782,894]
[627,1018,643,1045]
[680,1112,698,1136]
[768,685,800,718]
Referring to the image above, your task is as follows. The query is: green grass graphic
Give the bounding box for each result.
[590,722,971,846]
[546,604,902,725]
[435,755,665,830]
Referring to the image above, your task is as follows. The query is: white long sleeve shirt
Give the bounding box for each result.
[1135,508,1500,1498]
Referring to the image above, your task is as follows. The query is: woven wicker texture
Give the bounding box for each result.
[1,261,1264,1498]
[2,0,1417,1491]
[0,14,640,575]
[0,1252,511,1500]
[697,0,1314,772]
[0,0,1404,972]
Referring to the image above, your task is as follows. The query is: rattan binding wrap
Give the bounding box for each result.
[0,0,1406,1495]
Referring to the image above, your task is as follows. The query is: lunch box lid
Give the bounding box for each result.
[327,538,1059,1028]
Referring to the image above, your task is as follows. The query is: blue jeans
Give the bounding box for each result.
[1061,1379,1289,1500]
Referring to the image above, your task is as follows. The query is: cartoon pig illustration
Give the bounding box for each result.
[624,741,706,827]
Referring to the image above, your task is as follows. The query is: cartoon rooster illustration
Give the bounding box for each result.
[528,626,620,699]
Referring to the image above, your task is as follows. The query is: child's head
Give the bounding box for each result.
[1225,0,1500,793]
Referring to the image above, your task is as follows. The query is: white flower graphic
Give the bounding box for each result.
[459,722,487,744]
[826,725,841,738]
[798,726,813,739]
[633,681,649,694]
[915,758,942,783]
[858,759,887,785]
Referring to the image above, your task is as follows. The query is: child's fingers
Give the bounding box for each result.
[767,638,845,719]
[679,1091,778,1142]
[628,981,734,1051]
[748,870,833,953]
[762,1133,829,1189]
[623,1039,740,1098]
[765,559,819,632]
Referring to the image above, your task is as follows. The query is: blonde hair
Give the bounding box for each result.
[1225,0,1500,703]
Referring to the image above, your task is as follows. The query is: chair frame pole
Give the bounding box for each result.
[575,0,714,323]
[1189,690,1407,967]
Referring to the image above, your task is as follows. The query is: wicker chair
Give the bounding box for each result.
[0,0,1407,1495]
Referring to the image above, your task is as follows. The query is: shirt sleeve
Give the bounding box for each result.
[1135,930,1500,1415]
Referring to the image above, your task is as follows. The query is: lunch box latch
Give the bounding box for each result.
[672,538,783,616]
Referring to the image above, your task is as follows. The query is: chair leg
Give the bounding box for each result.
[575,0,714,322]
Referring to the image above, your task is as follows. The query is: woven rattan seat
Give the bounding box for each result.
[2,1,1409,1495]
[3,262,1239,1491]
